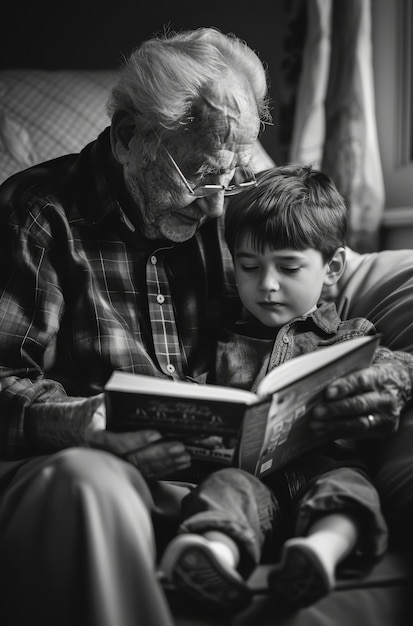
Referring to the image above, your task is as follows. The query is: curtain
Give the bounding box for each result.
[289,0,384,252]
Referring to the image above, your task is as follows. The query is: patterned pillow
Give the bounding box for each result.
[0,69,116,183]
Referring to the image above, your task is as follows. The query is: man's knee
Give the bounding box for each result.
[5,448,154,527]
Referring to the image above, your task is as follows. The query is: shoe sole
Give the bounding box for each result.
[268,542,333,608]
[169,543,252,614]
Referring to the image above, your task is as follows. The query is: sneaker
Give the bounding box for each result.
[268,538,334,608]
[159,534,252,614]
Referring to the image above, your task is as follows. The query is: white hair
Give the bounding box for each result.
[107,27,271,139]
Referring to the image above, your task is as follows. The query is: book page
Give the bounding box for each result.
[256,335,378,399]
[106,370,256,404]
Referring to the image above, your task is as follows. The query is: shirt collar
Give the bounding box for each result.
[69,127,120,226]
[301,302,342,334]
[76,129,176,252]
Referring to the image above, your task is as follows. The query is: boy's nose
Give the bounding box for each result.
[261,272,280,291]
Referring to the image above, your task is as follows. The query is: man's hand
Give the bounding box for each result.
[87,428,191,479]
[310,361,412,439]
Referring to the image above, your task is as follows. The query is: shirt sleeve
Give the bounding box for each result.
[0,376,104,459]
[0,190,98,459]
[373,345,413,409]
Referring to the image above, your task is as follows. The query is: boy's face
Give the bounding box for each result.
[233,233,331,327]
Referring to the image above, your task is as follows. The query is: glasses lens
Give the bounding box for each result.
[192,186,224,198]
[191,167,257,197]
[223,168,257,196]
[223,180,258,196]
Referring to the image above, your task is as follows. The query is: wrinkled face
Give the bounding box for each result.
[234,234,330,327]
[123,79,260,242]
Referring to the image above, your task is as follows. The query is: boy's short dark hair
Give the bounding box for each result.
[225,165,347,261]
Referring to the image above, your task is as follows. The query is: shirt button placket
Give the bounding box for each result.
[152,257,166,305]
[281,333,292,360]
[148,250,181,379]
[155,288,171,368]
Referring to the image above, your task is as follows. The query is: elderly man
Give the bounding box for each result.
[0,27,270,626]
[0,27,410,626]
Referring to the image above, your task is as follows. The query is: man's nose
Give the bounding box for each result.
[195,192,226,219]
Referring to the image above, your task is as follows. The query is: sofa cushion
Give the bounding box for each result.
[322,248,413,354]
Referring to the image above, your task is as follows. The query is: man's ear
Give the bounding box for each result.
[323,246,346,286]
[110,110,136,165]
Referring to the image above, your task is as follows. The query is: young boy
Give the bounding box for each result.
[161,165,391,612]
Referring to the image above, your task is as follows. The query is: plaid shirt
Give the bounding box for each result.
[0,129,238,459]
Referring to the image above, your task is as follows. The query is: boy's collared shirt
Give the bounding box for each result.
[213,302,400,394]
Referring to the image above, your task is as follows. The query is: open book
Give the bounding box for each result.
[105,334,380,478]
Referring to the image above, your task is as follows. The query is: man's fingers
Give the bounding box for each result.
[88,429,191,478]
[129,440,191,478]
[88,428,163,455]
[314,390,396,419]
[325,368,382,400]
[326,362,412,402]
[310,408,398,439]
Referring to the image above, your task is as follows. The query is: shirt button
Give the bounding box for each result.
[166,363,175,374]
[156,294,165,304]
[150,255,157,264]
[282,335,289,343]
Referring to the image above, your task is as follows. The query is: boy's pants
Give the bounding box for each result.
[179,462,388,577]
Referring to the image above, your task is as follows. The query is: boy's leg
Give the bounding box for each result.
[269,512,359,607]
[268,466,388,607]
[160,467,279,613]
[180,467,279,574]
[298,511,360,576]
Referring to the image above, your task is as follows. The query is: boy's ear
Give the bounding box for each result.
[323,247,346,286]
[110,110,136,165]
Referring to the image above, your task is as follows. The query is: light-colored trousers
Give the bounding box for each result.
[0,448,187,626]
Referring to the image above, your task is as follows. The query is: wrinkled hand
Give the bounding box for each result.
[88,428,191,479]
[310,361,412,439]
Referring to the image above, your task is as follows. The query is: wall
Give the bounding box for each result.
[0,0,291,163]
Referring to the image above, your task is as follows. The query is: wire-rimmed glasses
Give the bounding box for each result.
[163,147,257,197]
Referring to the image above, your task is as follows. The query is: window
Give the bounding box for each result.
[373,0,413,209]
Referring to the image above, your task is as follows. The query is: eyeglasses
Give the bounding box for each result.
[163,147,257,197]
